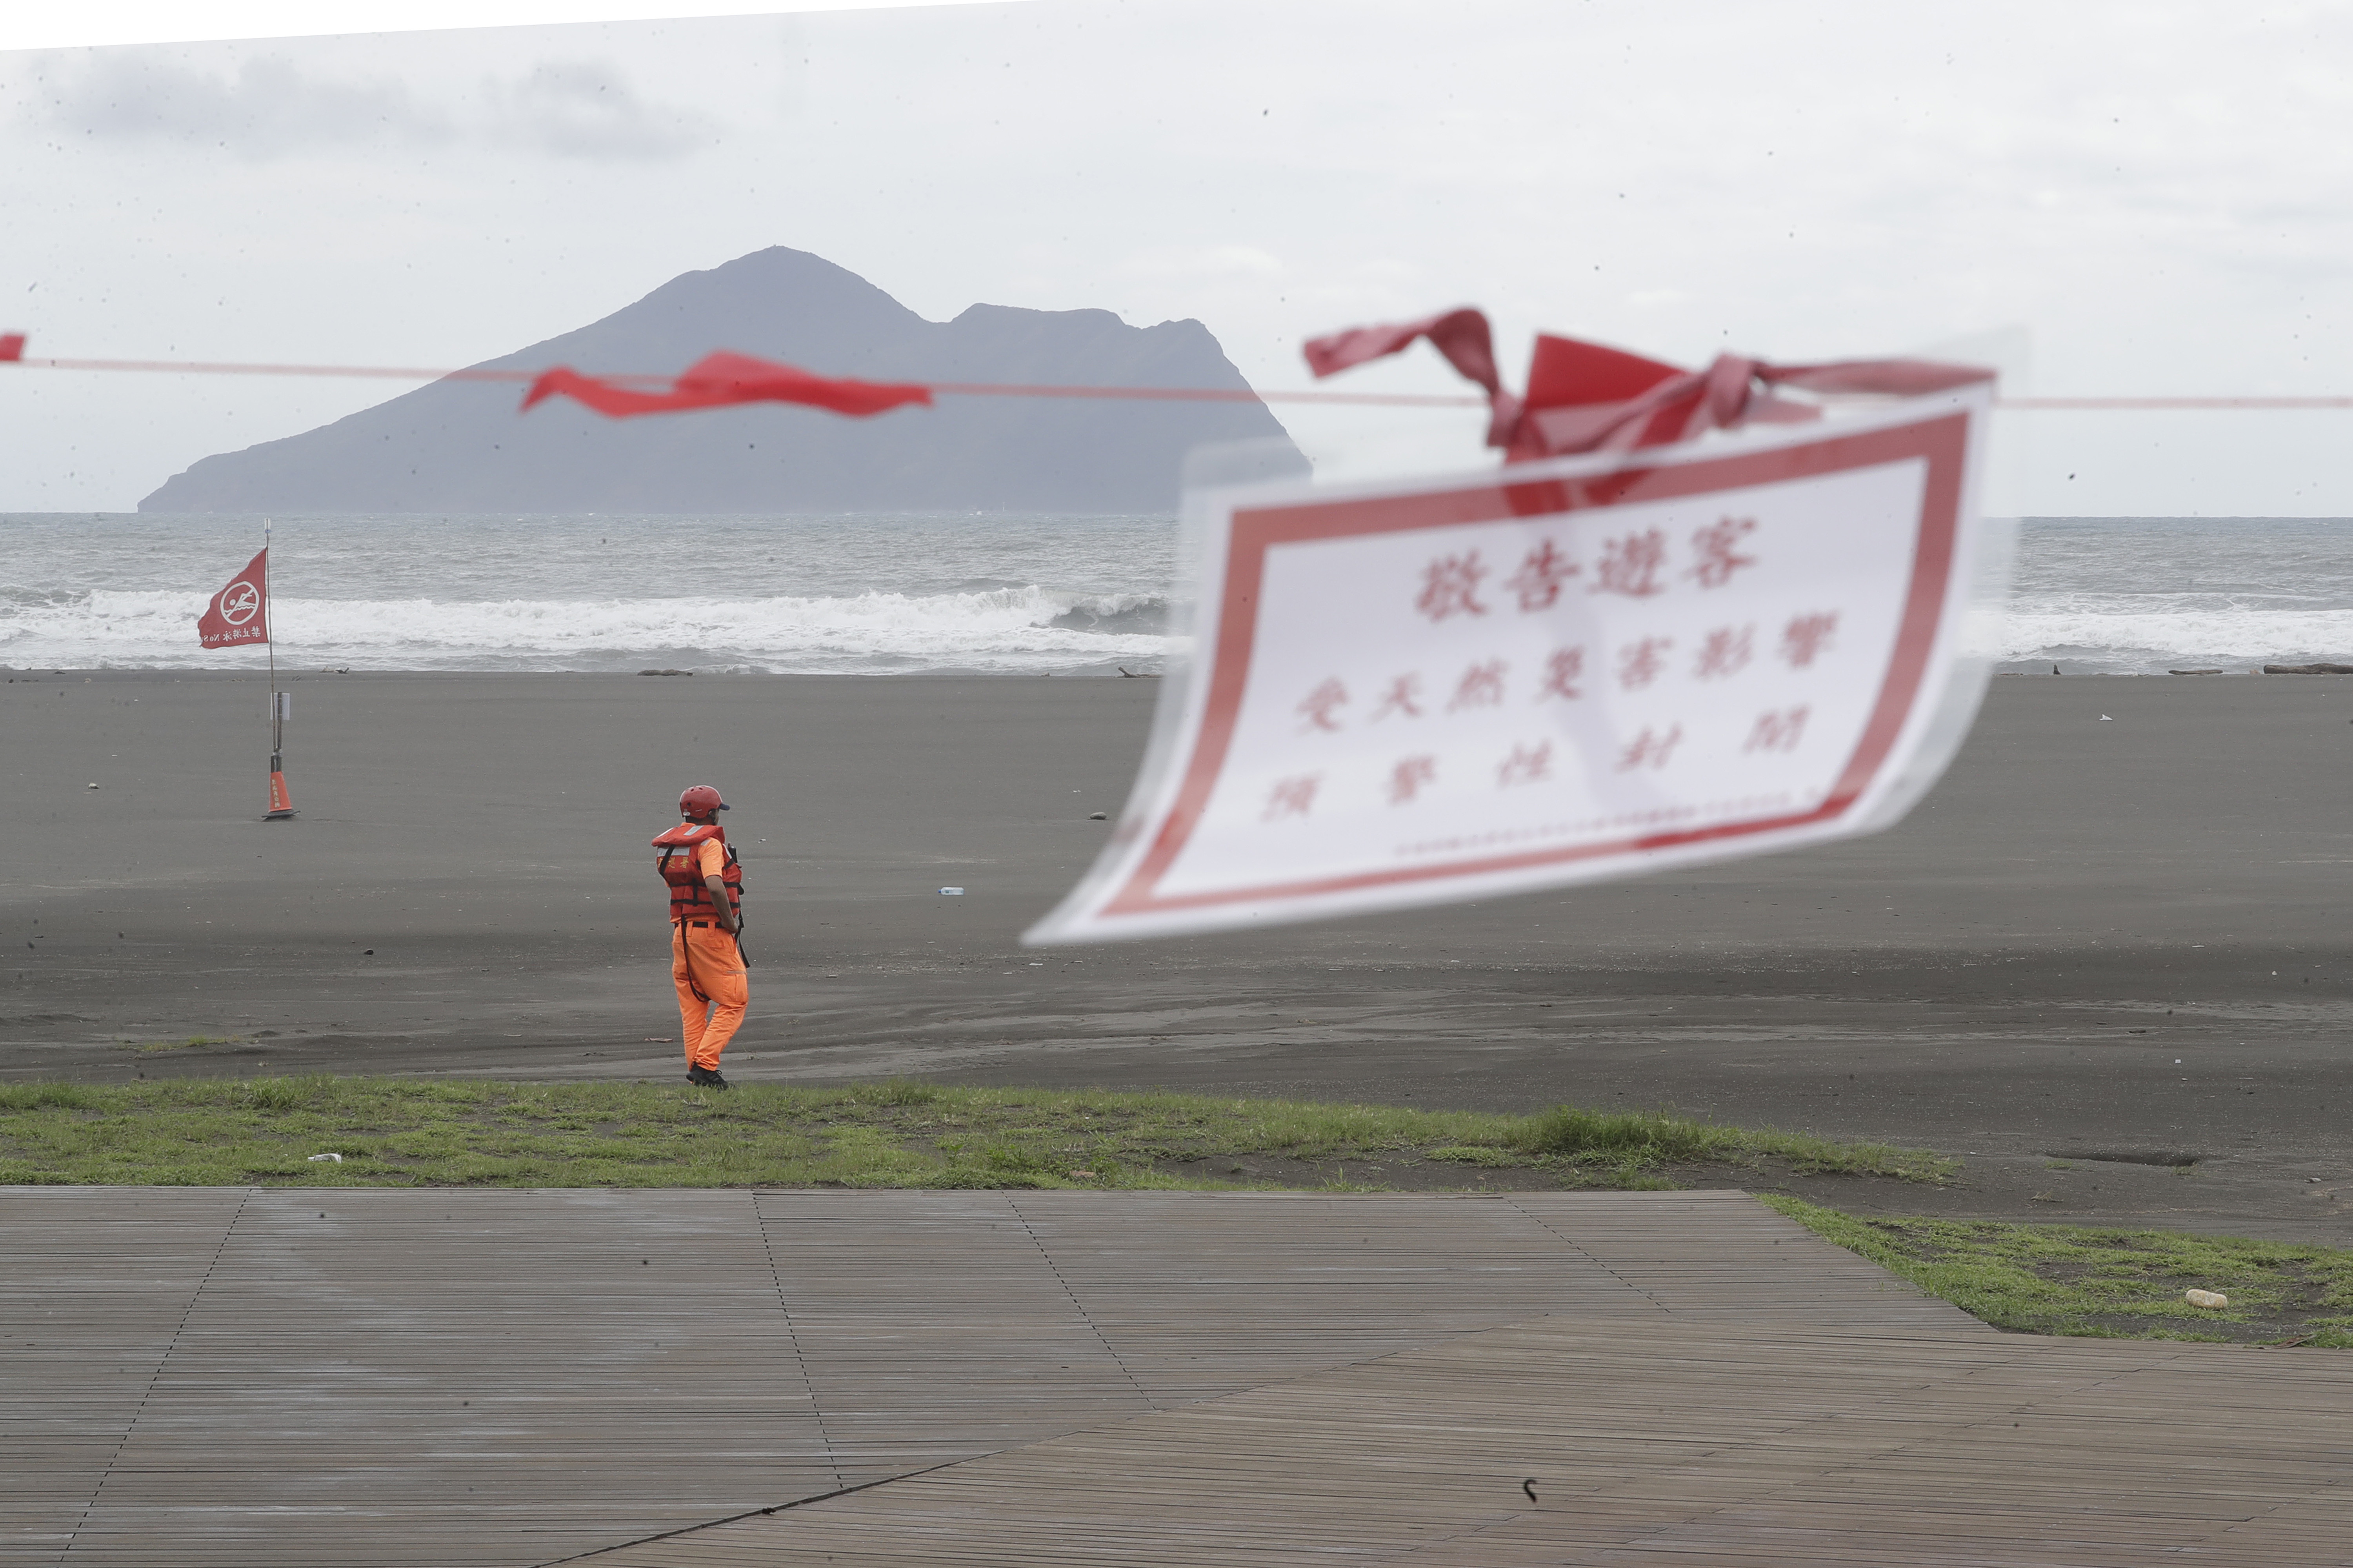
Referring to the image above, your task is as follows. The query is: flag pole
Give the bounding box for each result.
[264,517,295,820]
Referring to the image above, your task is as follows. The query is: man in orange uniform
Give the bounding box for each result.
[653,785,747,1088]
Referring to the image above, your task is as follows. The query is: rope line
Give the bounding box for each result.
[1,352,1487,407]
[2000,395,2353,410]
[4,350,2348,411]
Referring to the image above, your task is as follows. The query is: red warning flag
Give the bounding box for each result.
[522,350,933,420]
[197,547,270,649]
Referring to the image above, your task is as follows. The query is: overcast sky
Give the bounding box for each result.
[4,0,2349,514]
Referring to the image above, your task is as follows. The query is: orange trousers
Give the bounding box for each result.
[671,922,748,1071]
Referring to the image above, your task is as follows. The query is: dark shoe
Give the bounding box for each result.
[686,1065,729,1089]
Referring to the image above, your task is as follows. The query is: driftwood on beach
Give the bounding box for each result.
[2262,662,2353,674]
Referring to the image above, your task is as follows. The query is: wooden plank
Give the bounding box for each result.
[0,1186,2190,1568]
[0,1188,246,1563]
[586,1318,2353,1567]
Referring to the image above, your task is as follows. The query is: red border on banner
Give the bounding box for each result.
[1100,411,1971,918]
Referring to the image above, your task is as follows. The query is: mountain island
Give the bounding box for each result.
[140,247,1298,513]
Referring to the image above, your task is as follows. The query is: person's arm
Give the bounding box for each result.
[696,839,739,933]
[703,870,739,934]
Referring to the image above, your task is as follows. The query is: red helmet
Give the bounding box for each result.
[678,785,728,819]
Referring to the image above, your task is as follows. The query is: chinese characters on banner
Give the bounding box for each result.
[1027,386,1996,943]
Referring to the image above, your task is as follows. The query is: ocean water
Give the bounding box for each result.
[0,512,2346,676]
[1998,517,2353,674]
[0,512,1177,675]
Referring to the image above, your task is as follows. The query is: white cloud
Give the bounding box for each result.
[5,0,2353,513]
[479,61,709,159]
[2,0,1014,53]
[33,53,440,155]
[18,49,712,160]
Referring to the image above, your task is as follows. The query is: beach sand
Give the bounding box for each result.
[4,669,2349,1236]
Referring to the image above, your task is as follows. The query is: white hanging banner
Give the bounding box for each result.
[1028,385,1996,944]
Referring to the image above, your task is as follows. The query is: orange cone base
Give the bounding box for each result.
[265,770,296,820]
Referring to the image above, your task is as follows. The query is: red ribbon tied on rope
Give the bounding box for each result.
[1302,308,1523,447]
[1303,309,1991,462]
[522,350,933,420]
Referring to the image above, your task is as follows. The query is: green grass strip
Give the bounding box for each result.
[1762,1195,2353,1348]
[0,1077,1950,1191]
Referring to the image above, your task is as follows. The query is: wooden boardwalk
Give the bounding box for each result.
[588,1319,2353,1567]
[4,1188,2344,1566]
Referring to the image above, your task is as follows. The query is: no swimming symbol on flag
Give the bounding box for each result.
[1026,383,2000,943]
[198,547,271,649]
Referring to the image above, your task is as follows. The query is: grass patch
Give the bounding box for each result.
[0,1077,1949,1192]
[1504,1106,1941,1179]
[1762,1196,2353,1347]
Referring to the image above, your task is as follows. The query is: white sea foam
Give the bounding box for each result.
[0,585,1176,673]
[0,511,1182,674]
[1998,607,2353,669]
[2,512,2347,675]
[1996,517,2353,672]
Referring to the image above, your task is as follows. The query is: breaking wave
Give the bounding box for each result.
[1998,605,2353,673]
[5,511,2349,676]
[1998,518,2353,673]
[0,586,1178,674]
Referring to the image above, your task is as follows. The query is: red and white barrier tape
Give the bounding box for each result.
[2,334,2346,412]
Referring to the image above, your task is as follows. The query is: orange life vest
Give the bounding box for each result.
[653,821,744,923]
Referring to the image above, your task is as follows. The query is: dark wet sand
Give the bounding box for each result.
[4,669,2350,1236]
